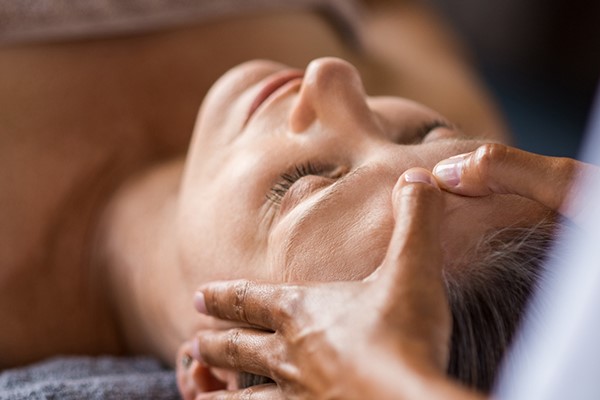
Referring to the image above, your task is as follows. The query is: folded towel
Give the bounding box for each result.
[0,356,178,399]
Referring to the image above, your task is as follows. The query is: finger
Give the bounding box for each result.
[195,384,281,400]
[194,328,277,378]
[433,143,593,218]
[381,168,445,298]
[196,280,303,331]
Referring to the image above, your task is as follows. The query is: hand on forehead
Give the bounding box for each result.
[434,143,597,222]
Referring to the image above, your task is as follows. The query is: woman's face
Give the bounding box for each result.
[177,58,546,284]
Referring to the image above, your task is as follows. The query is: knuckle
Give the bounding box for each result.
[239,386,257,400]
[268,339,289,378]
[273,362,301,386]
[225,329,243,369]
[233,280,251,323]
[274,287,303,326]
[473,143,508,180]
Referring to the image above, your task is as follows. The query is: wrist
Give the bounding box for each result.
[352,345,486,400]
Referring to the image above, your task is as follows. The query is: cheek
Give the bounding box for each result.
[177,188,270,287]
[273,198,394,282]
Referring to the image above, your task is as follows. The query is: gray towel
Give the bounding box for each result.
[0,356,178,399]
[0,0,362,45]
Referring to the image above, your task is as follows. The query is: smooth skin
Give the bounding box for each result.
[178,144,598,399]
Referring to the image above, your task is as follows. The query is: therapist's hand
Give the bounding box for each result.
[182,169,475,400]
[433,143,598,221]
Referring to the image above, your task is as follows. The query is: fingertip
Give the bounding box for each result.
[191,336,205,365]
[392,168,441,219]
[393,168,439,200]
[194,291,208,315]
[402,167,439,187]
[195,280,231,315]
[433,152,472,188]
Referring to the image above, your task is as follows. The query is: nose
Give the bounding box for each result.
[289,58,378,133]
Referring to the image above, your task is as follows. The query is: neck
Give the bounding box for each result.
[97,158,207,364]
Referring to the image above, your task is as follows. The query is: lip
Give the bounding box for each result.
[245,69,304,125]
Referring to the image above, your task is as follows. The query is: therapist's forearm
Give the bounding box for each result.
[355,371,487,400]
[340,340,487,400]
[428,378,489,400]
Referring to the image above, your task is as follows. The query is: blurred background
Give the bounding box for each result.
[428,0,600,157]
[2,0,598,157]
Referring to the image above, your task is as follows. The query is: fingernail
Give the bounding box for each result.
[433,154,469,187]
[191,338,204,364]
[194,291,208,314]
[403,168,436,185]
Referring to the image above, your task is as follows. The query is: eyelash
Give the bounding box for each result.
[266,120,450,205]
[413,119,452,143]
[267,162,325,205]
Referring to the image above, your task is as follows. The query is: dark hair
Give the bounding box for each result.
[239,215,560,392]
[444,216,559,392]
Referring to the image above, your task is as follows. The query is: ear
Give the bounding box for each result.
[178,361,238,399]
[175,337,240,398]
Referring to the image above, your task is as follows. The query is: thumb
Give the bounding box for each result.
[376,167,451,370]
[379,167,445,308]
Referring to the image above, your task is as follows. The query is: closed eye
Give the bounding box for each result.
[267,163,322,205]
[411,119,454,144]
[268,162,348,205]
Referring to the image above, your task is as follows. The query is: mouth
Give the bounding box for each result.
[245,69,304,125]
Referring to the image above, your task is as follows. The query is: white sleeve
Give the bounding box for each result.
[495,90,600,400]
